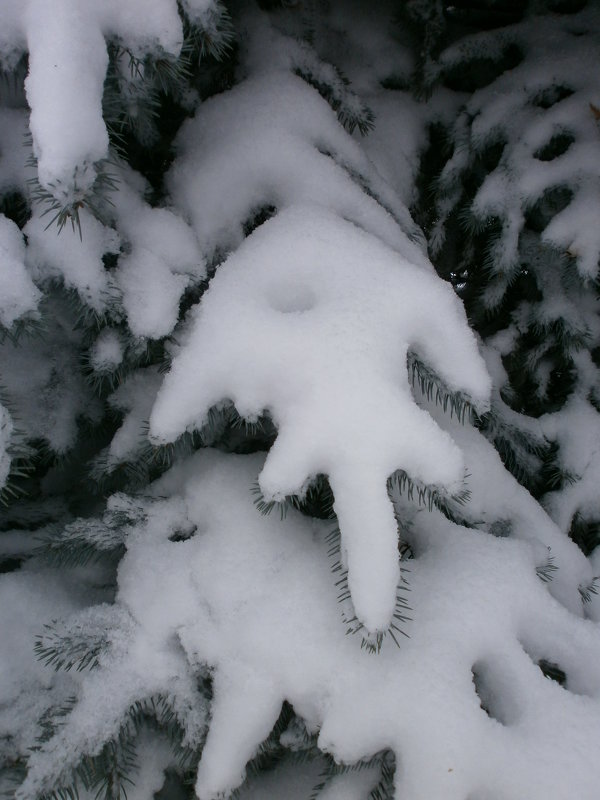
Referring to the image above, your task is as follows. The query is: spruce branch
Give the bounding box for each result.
[293,63,374,136]
[27,155,120,239]
[0,388,38,506]
[0,303,46,347]
[34,698,79,748]
[387,468,471,518]
[35,625,103,673]
[33,493,150,568]
[407,352,478,424]
[251,473,335,521]
[316,148,425,246]
[327,526,411,654]
[568,513,600,557]
[310,749,396,800]
[35,520,125,569]
[478,408,548,494]
[536,548,558,583]
[579,578,599,604]
[181,1,236,63]
[29,692,200,800]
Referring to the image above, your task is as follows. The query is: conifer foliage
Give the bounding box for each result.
[2,1,600,799]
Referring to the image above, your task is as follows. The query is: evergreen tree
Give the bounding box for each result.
[1,2,600,799]
[423,0,600,558]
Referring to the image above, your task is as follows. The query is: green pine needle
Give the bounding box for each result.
[536,548,558,583]
[407,352,478,424]
[579,577,599,604]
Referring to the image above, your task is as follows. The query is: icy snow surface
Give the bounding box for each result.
[150,206,491,631]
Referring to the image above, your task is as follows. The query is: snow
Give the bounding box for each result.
[0,298,99,453]
[315,770,382,800]
[0,214,40,328]
[235,758,324,800]
[181,0,221,26]
[89,328,124,372]
[117,249,189,339]
[0,0,228,204]
[362,93,427,208]
[24,450,600,800]
[24,1,110,196]
[126,734,174,800]
[420,388,592,615]
[3,2,600,798]
[24,208,120,312]
[2,0,200,200]
[541,393,600,537]
[111,167,204,338]
[20,156,202,333]
[18,508,208,800]
[542,181,600,280]
[106,368,163,465]
[435,5,600,284]
[150,205,490,631]
[0,568,89,765]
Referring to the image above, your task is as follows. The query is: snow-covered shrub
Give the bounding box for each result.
[426,1,600,554]
[2,1,600,799]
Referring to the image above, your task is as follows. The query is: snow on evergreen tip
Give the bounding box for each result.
[1,0,230,205]
[166,68,427,266]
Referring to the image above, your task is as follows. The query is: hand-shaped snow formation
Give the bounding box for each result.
[150,207,491,631]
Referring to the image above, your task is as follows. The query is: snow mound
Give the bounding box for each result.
[168,69,427,267]
[23,451,600,800]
